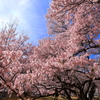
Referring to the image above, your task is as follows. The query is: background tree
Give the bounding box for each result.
[0,20,35,100]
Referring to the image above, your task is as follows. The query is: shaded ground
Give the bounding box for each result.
[2,96,100,100]
[2,96,77,100]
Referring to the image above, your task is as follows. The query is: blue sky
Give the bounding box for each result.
[0,0,52,45]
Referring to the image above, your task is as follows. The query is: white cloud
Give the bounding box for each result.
[0,0,31,27]
[0,0,34,37]
[0,0,49,45]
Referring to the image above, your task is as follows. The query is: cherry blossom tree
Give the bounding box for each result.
[42,0,100,99]
[0,0,100,100]
[46,0,100,35]
[26,0,100,98]
[0,20,56,100]
[31,33,98,100]
[0,20,35,100]
[0,20,55,100]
